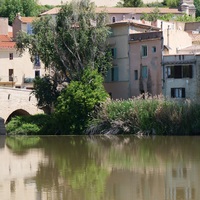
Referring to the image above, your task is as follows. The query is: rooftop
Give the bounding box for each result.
[40,6,182,16]
[0,35,15,49]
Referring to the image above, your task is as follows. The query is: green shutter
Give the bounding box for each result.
[114,67,119,81]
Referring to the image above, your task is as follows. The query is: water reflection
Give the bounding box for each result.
[0,135,200,200]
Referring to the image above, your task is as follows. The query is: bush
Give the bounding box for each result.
[55,68,109,134]
[6,114,57,135]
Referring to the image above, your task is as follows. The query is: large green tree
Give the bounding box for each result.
[16,0,111,81]
[0,0,40,24]
[16,0,111,110]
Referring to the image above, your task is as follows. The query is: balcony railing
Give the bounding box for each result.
[24,77,35,83]
[129,31,162,42]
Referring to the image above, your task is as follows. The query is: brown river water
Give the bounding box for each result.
[0,135,200,200]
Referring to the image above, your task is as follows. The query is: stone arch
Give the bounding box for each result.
[6,109,31,123]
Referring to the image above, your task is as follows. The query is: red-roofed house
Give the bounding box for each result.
[0,17,46,88]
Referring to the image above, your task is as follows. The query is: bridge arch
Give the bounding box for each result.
[6,109,31,123]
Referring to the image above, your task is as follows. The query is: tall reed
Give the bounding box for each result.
[87,95,200,135]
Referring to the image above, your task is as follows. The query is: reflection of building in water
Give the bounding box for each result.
[0,136,5,148]
[105,169,166,200]
[165,164,200,200]
[0,145,48,200]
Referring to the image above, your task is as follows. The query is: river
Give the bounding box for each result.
[0,135,200,200]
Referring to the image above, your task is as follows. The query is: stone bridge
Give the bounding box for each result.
[0,87,44,134]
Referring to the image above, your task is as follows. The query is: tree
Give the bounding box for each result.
[16,0,111,113]
[32,75,60,114]
[0,0,40,25]
[117,0,143,7]
[16,0,111,82]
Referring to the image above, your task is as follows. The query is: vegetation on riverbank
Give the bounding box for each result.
[6,95,200,135]
[87,95,200,135]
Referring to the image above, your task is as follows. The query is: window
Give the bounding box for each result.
[9,69,14,81]
[111,48,117,59]
[134,70,138,80]
[152,46,156,53]
[9,53,13,60]
[171,88,185,98]
[34,55,40,67]
[27,23,33,35]
[142,66,147,78]
[141,45,147,57]
[112,16,116,23]
[35,70,40,78]
[111,67,118,81]
[167,65,192,78]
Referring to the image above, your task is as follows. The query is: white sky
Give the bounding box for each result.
[38,0,119,6]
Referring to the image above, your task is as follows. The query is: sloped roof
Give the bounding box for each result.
[0,41,15,48]
[40,6,182,16]
[20,17,37,23]
[0,35,12,42]
[0,35,15,49]
[40,7,61,16]
[96,7,181,14]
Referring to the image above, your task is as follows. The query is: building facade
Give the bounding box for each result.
[104,21,162,99]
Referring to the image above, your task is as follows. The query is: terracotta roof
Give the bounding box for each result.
[40,7,61,16]
[40,6,182,16]
[0,41,15,49]
[0,34,15,49]
[96,7,182,14]
[20,17,36,23]
[0,35,12,42]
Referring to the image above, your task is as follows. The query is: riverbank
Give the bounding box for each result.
[6,96,200,135]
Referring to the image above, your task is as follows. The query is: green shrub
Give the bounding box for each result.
[55,68,109,134]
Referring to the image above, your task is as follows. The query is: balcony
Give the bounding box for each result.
[129,31,162,42]
[24,77,35,83]
[0,76,17,87]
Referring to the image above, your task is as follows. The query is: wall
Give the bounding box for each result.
[129,38,162,97]
[162,54,197,99]
[0,49,46,88]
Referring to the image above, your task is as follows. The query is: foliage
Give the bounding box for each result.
[194,0,200,17]
[16,0,112,82]
[117,0,143,7]
[32,75,60,113]
[140,7,160,21]
[0,0,40,25]
[6,114,57,135]
[163,0,179,8]
[6,136,41,153]
[87,95,200,135]
[55,68,109,134]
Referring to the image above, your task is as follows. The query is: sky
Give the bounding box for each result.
[38,0,119,7]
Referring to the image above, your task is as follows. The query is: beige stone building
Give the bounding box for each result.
[0,16,46,89]
[104,20,162,99]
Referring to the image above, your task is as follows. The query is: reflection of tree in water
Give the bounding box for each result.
[6,136,200,200]
[34,136,109,200]
[6,136,41,155]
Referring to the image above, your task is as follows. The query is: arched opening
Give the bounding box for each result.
[6,109,31,123]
